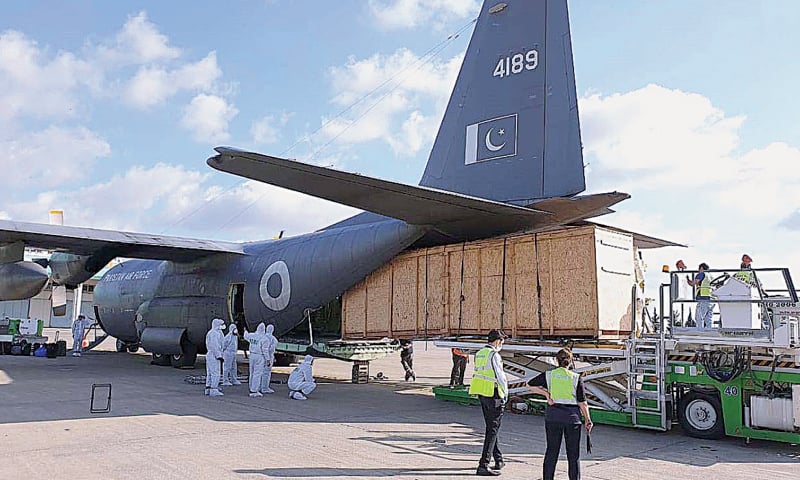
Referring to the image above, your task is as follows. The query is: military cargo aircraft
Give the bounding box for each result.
[0,0,628,367]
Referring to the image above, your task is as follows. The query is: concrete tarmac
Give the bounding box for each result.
[1,335,799,479]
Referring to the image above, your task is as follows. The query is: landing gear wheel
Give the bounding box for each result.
[116,339,127,353]
[678,390,725,439]
[171,341,197,369]
[151,352,171,366]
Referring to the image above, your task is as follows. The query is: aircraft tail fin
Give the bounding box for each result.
[419,0,585,205]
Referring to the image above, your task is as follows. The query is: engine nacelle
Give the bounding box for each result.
[0,261,49,300]
[49,253,98,287]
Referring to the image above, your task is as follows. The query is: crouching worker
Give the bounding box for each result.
[288,355,316,400]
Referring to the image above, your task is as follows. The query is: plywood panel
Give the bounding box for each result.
[459,246,482,332]
[547,232,597,333]
[342,281,366,337]
[425,249,448,333]
[594,227,635,336]
[366,263,392,335]
[509,235,539,334]
[392,281,417,333]
[390,252,419,336]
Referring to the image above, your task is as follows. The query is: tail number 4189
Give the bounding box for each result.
[493,49,539,79]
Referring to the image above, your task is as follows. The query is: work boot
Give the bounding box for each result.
[223,381,233,386]
[476,466,500,476]
[291,392,307,400]
[493,460,505,471]
[261,387,275,394]
[249,392,263,398]
[208,389,224,397]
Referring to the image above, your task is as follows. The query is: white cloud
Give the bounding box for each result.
[0,11,229,127]
[0,126,111,189]
[715,142,800,221]
[123,52,221,108]
[7,164,358,240]
[581,84,745,190]
[180,94,239,143]
[0,31,98,123]
[251,112,292,145]
[321,48,462,156]
[368,0,480,30]
[96,11,181,65]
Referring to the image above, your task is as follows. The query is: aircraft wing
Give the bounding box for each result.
[209,147,556,239]
[0,219,245,262]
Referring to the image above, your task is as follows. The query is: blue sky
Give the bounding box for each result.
[2,0,799,295]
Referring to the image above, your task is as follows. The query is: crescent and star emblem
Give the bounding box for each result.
[485,127,506,152]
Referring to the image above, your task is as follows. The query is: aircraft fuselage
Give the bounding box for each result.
[94,219,424,352]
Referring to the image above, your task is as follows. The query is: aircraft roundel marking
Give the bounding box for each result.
[259,260,291,311]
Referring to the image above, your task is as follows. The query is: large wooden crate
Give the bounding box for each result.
[341,225,637,340]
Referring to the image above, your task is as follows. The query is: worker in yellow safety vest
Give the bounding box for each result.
[692,262,715,329]
[469,329,508,476]
[528,348,592,480]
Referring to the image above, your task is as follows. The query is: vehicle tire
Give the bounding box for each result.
[151,352,171,366]
[127,345,140,353]
[116,339,127,353]
[678,390,725,439]
[171,341,197,369]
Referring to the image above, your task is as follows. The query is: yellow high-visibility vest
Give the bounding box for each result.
[734,270,752,284]
[695,274,711,297]
[546,367,579,405]
[469,347,505,398]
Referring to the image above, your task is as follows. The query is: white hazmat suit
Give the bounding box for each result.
[205,318,226,396]
[244,323,268,397]
[222,324,242,386]
[71,315,87,357]
[261,324,277,394]
[288,355,316,400]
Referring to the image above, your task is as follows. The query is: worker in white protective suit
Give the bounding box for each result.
[71,314,87,357]
[260,324,278,394]
[222,323,242,386]
[244,323,267,397]
[205,318,226,397]
[288,355,316,400]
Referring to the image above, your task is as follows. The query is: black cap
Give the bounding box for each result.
[487,329,507,343]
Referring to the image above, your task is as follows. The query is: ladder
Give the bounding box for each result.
[627,337,668,430]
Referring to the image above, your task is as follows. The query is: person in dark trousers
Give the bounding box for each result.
[468,329,508,476]
[528,348,592,480]
[399,339,415,381]
[450,347,469,387]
